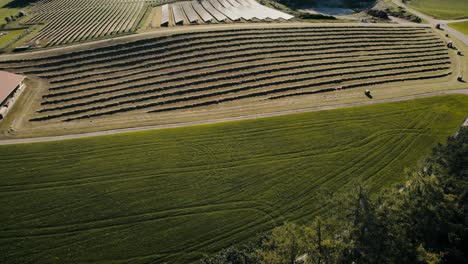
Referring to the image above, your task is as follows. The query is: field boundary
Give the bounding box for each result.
[1,89,467,145]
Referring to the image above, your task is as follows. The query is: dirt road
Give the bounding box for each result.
[392,0,468,46]
[0,89,467,145]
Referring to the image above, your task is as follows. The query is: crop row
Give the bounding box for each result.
[46,43,446,87]
[40,58,450,115]
[45,47,447,95]
[270,72,452,99]
[146,71,453,114]
[33,61,450,121]
[51,66,451,122]
[0,26,431,66]
[23,0,146,46]
[41,53,449,106]
[21,31,439,75]
[44,48,448,98]
[37,39,443,84]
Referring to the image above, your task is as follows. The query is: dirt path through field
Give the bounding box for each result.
[0,89,467,145]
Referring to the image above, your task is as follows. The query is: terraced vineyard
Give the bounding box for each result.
[23,0,149,47]
[0,25,453,123]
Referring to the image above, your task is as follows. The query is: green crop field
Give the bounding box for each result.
[449,21,468,35]
[407,0,468,20]
[1,95,468,263]
[0,28,24,48]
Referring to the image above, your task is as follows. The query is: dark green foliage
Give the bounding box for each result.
[2,0,40,8]
[297,13,336,20]
[366,9,389,19]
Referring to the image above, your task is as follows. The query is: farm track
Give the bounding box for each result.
[0,25,456,124]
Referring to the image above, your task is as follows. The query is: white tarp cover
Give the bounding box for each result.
[161,4,169,25]
[181,1,199,22]
[209,0,240,20]
[191,1,214,22]
[171,3,185,24]
[201,0,227,21]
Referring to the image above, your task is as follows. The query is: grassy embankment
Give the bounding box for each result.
[449,21,468,35]
[407,0,468,20]
[1,95,468,263]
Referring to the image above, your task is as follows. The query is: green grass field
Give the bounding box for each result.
[0,28,23,48]
[407,0,468,20]
[0,0,20,23]
[1,95,468,263]
[449,21,468,35]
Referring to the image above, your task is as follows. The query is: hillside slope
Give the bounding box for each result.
[1,95,468,263]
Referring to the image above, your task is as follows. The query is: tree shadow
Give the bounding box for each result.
[2,0,40,9]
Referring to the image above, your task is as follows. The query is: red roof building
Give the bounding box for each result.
[1,71,24,106]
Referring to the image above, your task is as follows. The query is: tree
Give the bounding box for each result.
[257,222,303,264]
[302,217,346,264]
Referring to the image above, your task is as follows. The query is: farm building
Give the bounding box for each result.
[0,71,25,119]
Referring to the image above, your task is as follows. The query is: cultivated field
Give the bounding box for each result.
[407,0,468,20]
[0,25,458,127]
[22,0,150,47]
[0,29,24,48]
[1,95,467,263]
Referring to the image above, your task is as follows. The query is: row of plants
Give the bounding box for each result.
[27,1,145,46]
[49,45,447,92]
[43,53,448,104]
[65,65,451,121]
[40,38,442,83]
[40,51,449,109]
[270,72,452,99]
[26,31,438,75]
[46,41,443,89]
[32,63,450,121]
[0,26,431,66]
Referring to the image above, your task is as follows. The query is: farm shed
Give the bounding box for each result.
[0,71,24,119]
